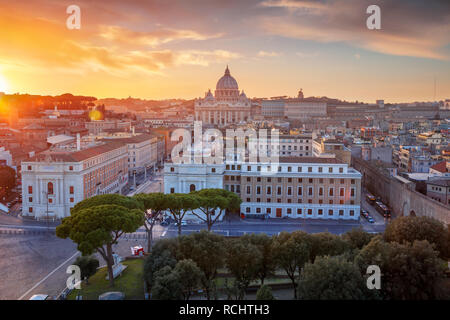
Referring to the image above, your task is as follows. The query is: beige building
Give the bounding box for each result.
[21,141,129,219]
[224,157,361,219]
[195,66,251,126]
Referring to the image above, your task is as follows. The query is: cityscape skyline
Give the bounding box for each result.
[0,0,449,102]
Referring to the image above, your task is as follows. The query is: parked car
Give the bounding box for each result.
[29,294,49,300]
[160,220,169,226]
[175,221,187,226]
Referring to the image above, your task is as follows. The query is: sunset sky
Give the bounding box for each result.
[0,0,449,102]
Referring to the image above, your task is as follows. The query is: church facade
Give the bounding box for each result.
[194,66,251,126]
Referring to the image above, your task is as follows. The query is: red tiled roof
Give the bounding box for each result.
[430,161,448,173]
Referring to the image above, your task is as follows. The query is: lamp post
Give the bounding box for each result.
[42,191,49,233]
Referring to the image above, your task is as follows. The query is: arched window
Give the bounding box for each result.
[47,182,54,195]
[190,184,196,192]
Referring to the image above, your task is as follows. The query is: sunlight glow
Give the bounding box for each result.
[0,74,8,93]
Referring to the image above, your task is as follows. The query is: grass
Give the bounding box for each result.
[67,259,145,300]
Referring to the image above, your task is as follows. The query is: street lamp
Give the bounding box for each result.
[42,191,50,233]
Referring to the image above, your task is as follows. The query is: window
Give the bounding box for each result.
[297,167,302,172]
[277,186,282,195]
[170,188,175,193]
[350,210,354,216]
[247,177,251,182]
[329,188,334,196]
[288,166,292,172]
[340,188,345,197]
[319,187,323,196]
[247,166,251,171]
[287,208,292,214]
[48,198,53,204]
[47,182,54,195]
[266,208,271,214]
[309,178,313,184]
[328,209,333,216]
[28,186,33,194]
[211,168,216,173]
[298,178,302,183]
[339,210,344,216]
[298,187,302,195]
[308,187,313,196]
[170,167,174,172]
[330,178,334,184]
[246,207,251,213]
[267,186,272,195]
[190,184,196,192]
[318,167,323,173]
[69,186,74,194]
[257,177,261,182]
[308,209,313,215]
[256,186,261,195]
[70,198,74,203]
[351,179,355,184]
[28,197,32,203]
[256,208,261,213]
[318,209,323,215]
[287,187,292,195]
[339,167,344,173]
[247,186,251,194]
[297,208,302,215]
[288,178,292,183]
[27,165,32,171]
[69,166,73,171]
[351,188,355,197]
[328,167,333,173]
[29,207,33,213]
[308,167,312,172]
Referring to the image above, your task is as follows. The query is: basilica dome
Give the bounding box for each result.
[216,66,238,90]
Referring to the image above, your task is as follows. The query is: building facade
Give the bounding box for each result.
[164,157,361,221]
[194,66,251,126]
[21,141,128,219]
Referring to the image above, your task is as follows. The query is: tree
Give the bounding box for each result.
[225,238,262,299]
[0,166,15,196]
[342,227,375,250]
[256,284,274,300]
[73,255,99,284]
[191,189,242,231]
[174,259,203,300]
[144,248,177,291]
[71,194,142,214]
[272,231,312,299]
[241,233,276,284]
[298,256,372,300]
[309,232,350,262]
[56,202,143,287]
[165,194,199,236]
[384,216,450,259]
[178,230,225,300]
[151,266,183,300]
[134,193,170,252]
[356,237,447,300]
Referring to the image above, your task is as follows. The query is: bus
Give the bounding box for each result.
[366,193,376,205]
[375,201,391,219]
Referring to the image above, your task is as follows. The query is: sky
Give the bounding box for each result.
[0,0,449,103]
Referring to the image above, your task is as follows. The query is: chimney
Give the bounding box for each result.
[76,133,81,151]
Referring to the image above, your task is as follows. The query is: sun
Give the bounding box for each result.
[0,75,8,93]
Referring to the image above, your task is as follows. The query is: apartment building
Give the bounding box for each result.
[21,141,128,219]
[278,134,312,157]
[164,157,361,221]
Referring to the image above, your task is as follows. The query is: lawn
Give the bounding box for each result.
[67,258,145,300]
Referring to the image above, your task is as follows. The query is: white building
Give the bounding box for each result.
[261,96,327,120]
[195,66,251,126]
[21,141,128,219]
[164,157,361,221]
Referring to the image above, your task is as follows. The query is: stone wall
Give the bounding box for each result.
[352,157,449,226]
